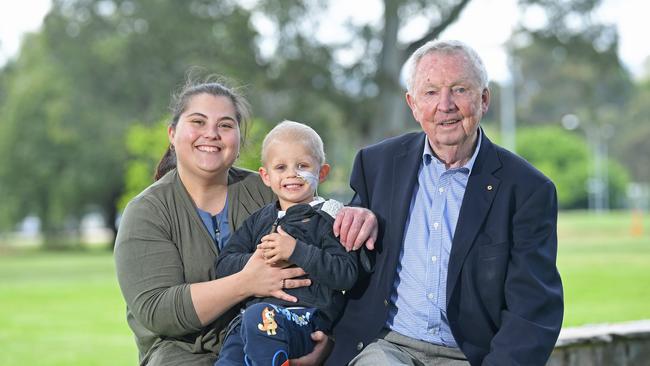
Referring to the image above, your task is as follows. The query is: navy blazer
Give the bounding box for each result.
[328,130,563,366]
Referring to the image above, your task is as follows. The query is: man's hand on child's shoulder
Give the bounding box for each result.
[333,206,378,251]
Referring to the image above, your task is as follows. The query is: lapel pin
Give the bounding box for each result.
[487,185,493,191]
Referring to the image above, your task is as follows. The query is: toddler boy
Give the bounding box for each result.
[214,120,362,366]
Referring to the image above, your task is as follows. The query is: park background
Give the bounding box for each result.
[0,0,649,365]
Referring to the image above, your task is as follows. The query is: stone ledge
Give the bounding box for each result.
[549,320,650,366]
[556,319,650,346]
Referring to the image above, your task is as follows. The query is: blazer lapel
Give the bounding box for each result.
[389,133,426,252]
[446,132,501,303]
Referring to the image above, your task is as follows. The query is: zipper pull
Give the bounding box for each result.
[212,215,221,248]
[270,218,279,234]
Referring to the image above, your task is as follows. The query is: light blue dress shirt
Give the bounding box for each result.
[387,131,482,347]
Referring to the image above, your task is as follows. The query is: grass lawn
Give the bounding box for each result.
[0,210,648,364]
[557,210,650,327]
[0,250,137,366]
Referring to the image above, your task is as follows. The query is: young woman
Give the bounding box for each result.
[114,78,377,366]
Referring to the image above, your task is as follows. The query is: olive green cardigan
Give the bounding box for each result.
[114,167,274,365]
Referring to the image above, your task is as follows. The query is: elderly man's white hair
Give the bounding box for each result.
[404,40,489,93]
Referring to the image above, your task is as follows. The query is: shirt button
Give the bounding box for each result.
[439,187,444,193]
[384,299,389,307]
[428,293,434,300]
[356,342,364,351]
[433,222,439,230]
[431,256,437,263]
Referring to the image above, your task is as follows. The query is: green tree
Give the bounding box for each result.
[0,0,262,243]
[516,126,628,209]
[612,79,650,183]
[1,0,631,244]
[118,117,273,212]
[0,33,86,240]
[243,0,474,144]
[510,30,632,127]
[503,0,641,209]
[516,126,590,208]
[117,119,168,212]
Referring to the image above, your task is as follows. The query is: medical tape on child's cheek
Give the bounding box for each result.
[297,169,319,191]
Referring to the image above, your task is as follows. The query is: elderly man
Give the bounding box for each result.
[329,40,563,365]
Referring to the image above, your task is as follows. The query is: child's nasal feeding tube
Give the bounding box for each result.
[297,168,320,197]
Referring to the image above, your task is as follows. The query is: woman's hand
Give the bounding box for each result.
[333,207,378,251]
[290,331,333,366]
[241,249,311,303]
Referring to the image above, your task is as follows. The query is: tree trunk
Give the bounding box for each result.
[373,0,407,142]
[372,0,473,143]
[41,210,78,250]
[105,188,122,250]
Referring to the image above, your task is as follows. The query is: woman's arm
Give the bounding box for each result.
[115,197,311,334]
[191,249,309,325]
[115,197,203,336]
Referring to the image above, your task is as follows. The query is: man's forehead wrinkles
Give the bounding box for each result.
[417,77,472,88]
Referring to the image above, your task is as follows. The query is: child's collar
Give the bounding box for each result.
[277,197,324,219]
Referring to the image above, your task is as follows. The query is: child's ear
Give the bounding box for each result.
[259,167,272,187]
[318,164,330,183]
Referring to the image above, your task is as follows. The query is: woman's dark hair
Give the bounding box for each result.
[154,74,251,181]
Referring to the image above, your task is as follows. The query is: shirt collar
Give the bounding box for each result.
[422,127,482,175]
[277,197,324,219]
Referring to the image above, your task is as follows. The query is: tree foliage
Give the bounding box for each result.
[0,0,262,241]
[0,0,644,243]
[516,126,590,209]
[508,0,641,205]
[0,0,475,240]
[118,116,273,212]
[117,119,168,212]
[612,79,650,183]
[510,30,632,126]
[516,126,628,209]
[511,0,631,125]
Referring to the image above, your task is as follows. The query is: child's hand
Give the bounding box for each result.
[258,226,296,264]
